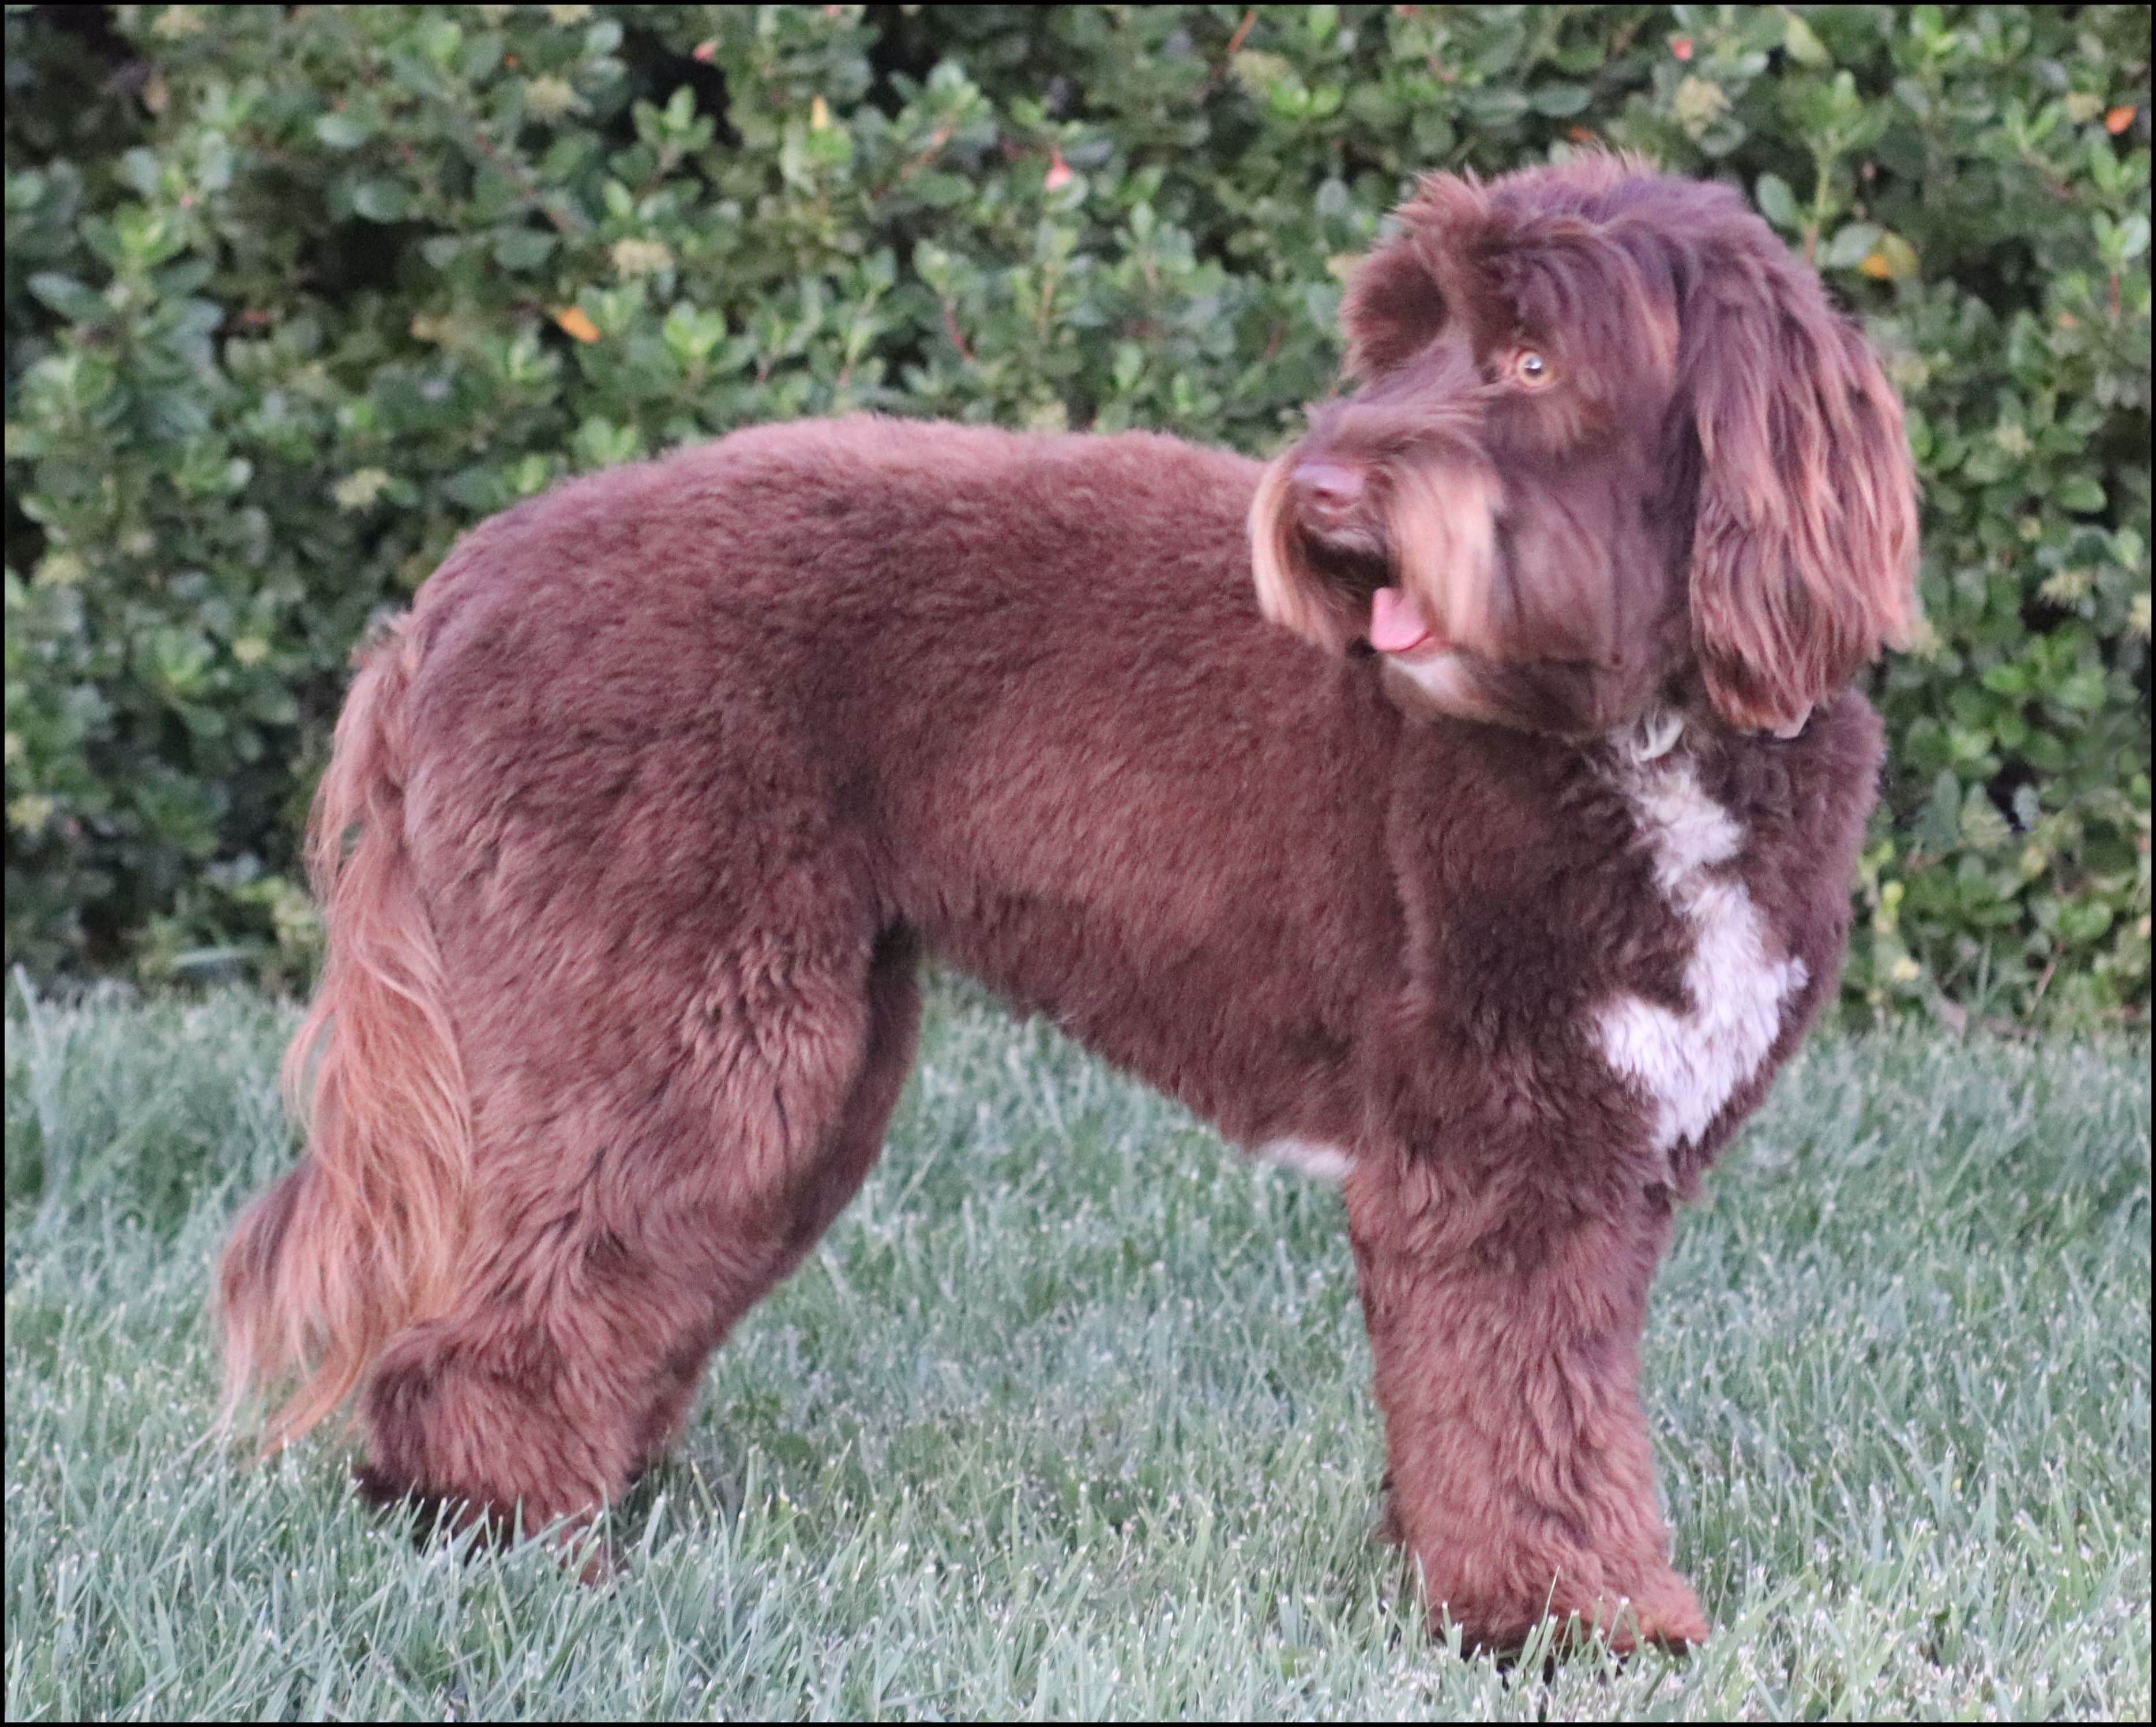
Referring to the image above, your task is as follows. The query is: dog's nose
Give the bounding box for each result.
[1289,460,1365,523]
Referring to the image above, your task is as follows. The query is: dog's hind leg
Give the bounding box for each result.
[628,925,922,1473]
[355,888,920,1537]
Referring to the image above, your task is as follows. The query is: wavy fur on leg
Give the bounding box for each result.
[217,621,474,1446]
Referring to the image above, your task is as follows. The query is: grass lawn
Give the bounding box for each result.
[4,979,2149,1720]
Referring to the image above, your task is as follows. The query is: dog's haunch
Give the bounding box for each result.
[219,159,1913,1657]
[1251,153,1918,739]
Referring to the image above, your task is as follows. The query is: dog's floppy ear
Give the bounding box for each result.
[1682,249,1918,733]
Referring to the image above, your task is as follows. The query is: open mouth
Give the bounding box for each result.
[1291,527,1401,636]
[1297,517,1388,569]
[1287,519,1467,661]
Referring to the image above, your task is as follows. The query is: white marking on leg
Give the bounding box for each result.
[1594,727,1806,1158]
[1254,1137,1354,1182]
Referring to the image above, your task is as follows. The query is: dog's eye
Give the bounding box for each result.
[1512,350,1553,388]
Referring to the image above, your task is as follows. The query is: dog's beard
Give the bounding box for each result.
[1383,459,1507,658]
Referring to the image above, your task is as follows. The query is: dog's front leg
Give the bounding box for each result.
[1343,1156,1708,1653]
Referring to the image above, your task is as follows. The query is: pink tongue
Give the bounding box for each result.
[1368,587,1433,654]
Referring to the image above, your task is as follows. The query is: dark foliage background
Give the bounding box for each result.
[5,4,2149,1023]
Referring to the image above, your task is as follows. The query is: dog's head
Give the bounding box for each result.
[1250,157,1918,736]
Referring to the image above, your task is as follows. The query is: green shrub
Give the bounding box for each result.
[5,4,2149,1022]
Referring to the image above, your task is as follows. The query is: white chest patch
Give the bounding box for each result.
[1592,722,1806,1158]
[1253,1137,1354,1182]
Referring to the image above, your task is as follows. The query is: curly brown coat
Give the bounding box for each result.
[219,156,1916,1651]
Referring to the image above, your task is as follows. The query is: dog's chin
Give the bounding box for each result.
[1377,643,1658,738]
[1378,644,1505,724]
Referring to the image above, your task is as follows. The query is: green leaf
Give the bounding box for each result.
[116,148,163,199]
[25,273,108,324]
[2056,477,2107,514]
[1823,222,1882,269]
[1783,13,1832,69]
[2052,669,2108,711]
[492,228,557,271]
[314,111,372,151]
[2056,900,2115,944]
[350,178,411,223]
[1530,84,1591,118]
[1755,172,1801,231]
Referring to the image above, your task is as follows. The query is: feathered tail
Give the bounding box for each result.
[217,620,473,1444]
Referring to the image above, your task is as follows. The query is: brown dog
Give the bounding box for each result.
[220,156,1915,1650]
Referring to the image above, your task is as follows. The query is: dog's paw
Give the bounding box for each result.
[358,1331,632,1540]
[1590,1566,1710,1653]
[1428,1555,1708,1658]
